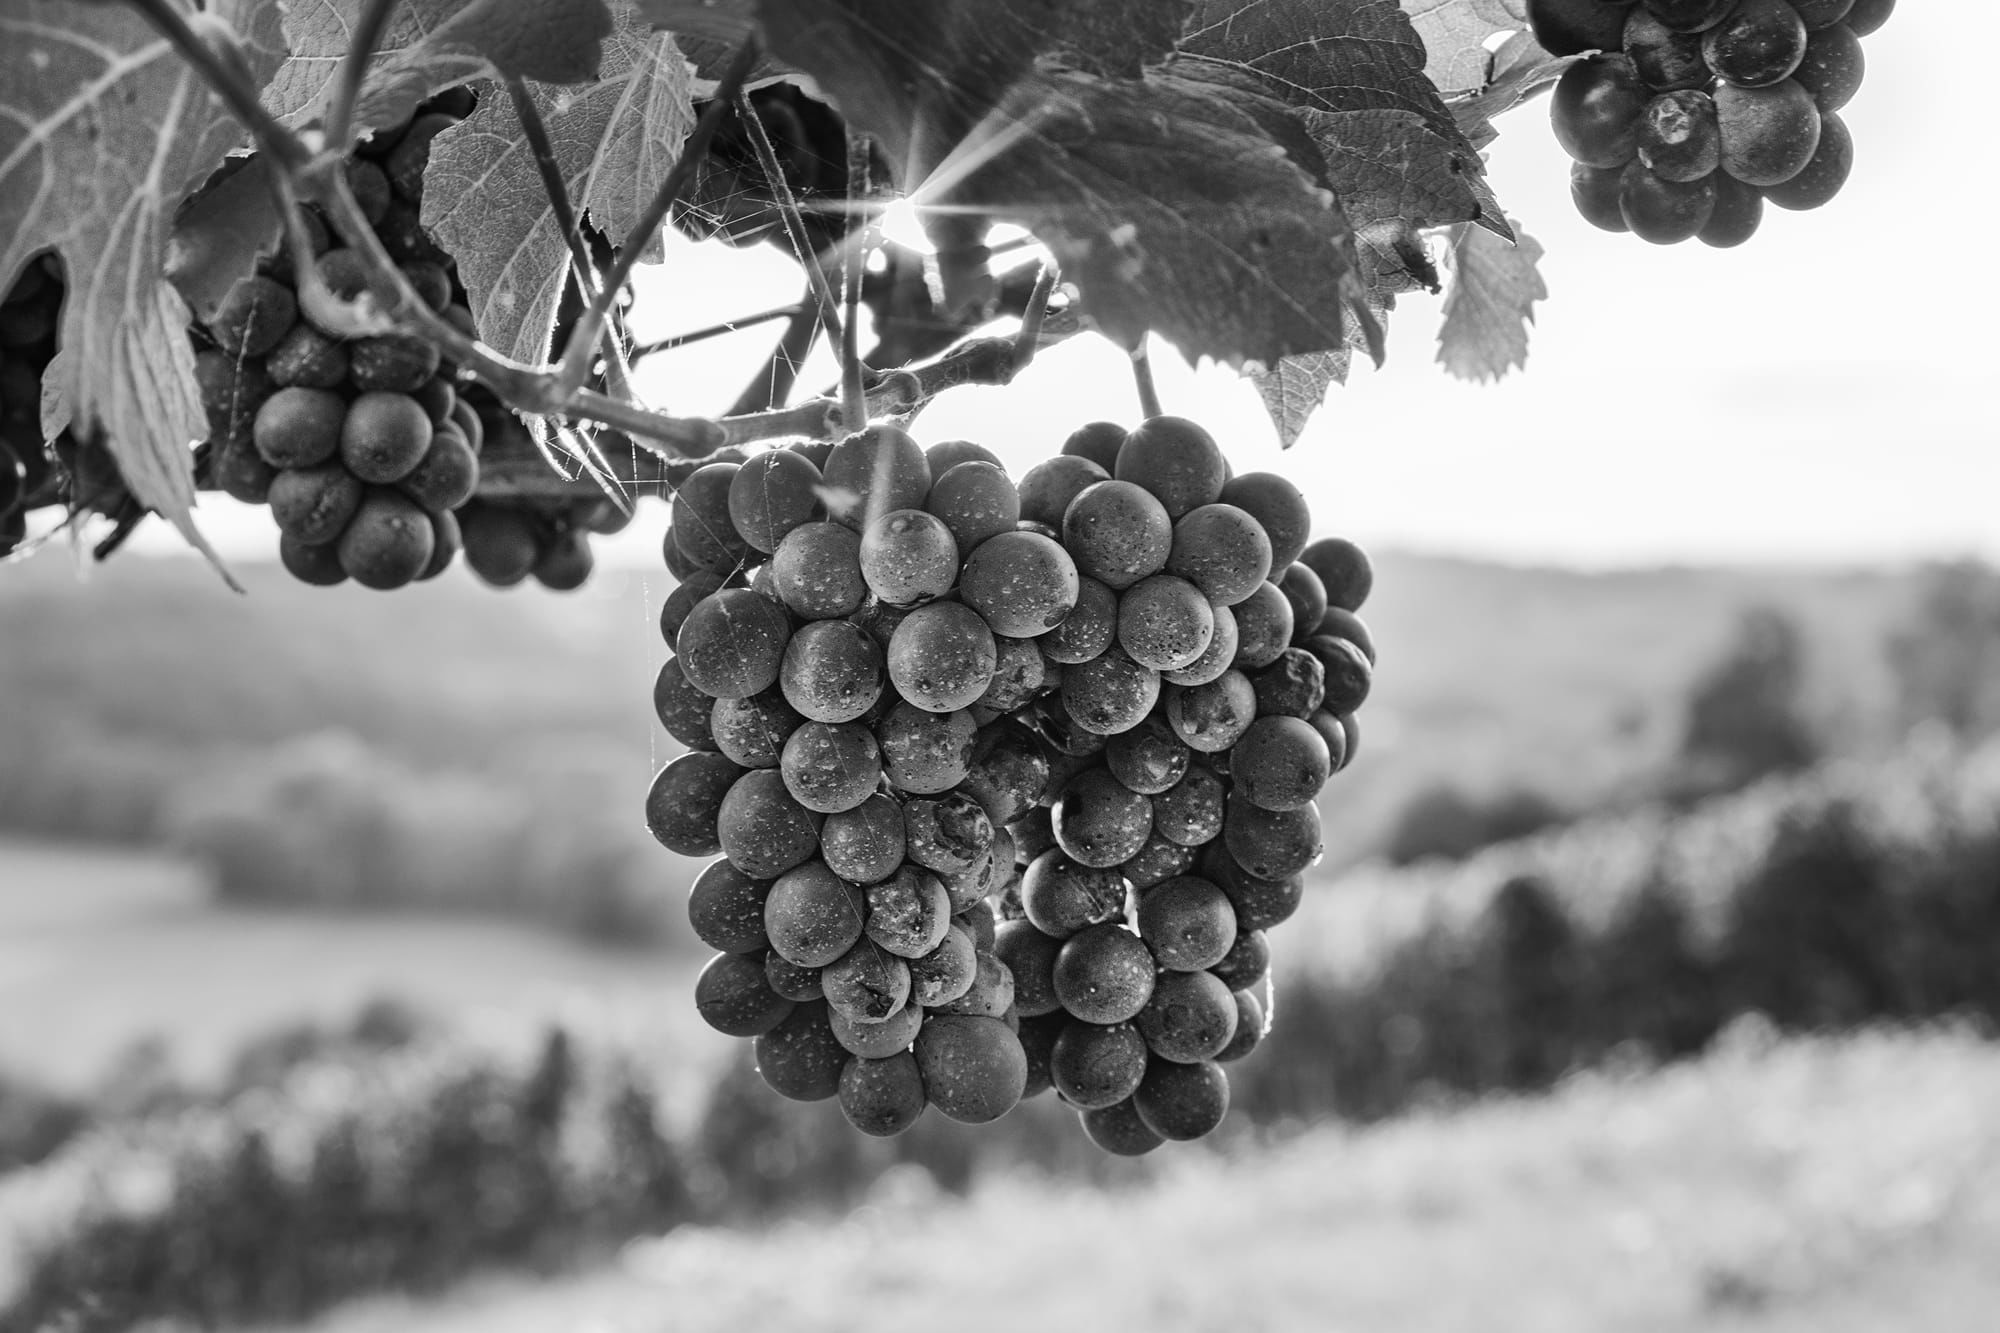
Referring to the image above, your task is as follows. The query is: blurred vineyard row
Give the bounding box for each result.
[6,730,2000,1330]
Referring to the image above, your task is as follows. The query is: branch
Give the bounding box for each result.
[630,300,807,360]
[323,0,401,149]
[505,72,598,297]
[727,286,820,416]
[556,40,761,394]
[1012,262,1058,375]
[736,88,846,348]
[839,130,871,433]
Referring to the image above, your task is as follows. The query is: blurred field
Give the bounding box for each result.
[268,1028,2000,1333]
[0,839,704,1095]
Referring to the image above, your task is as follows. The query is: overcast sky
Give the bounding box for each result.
[112,11,1994,571]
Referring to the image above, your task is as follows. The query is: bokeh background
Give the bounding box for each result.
[5,8,2000,1332]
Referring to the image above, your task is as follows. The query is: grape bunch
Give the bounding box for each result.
[647,416,1374,1153]
[1533,0,1894,246]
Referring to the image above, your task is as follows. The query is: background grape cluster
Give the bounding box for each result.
[0,258,67,556]
[648,416,1375,1153]
[1533,0,1894,246]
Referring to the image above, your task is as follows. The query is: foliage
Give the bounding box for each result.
[1886,560,2000,741]
[1380,779,1569,865]
[1671,604,1821,801]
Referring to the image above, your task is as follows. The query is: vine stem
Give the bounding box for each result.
[1012,262,1059,374]
[124,0,307,169]
[736,88,846,348]
[839,130,872,434]
[1131,342,1163,419]
[323,0,401,150]
[505,73,599,298]
[555,40,761,395]
[630,301,808,360]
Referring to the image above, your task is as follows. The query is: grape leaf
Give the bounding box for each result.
[1399,0,1529,97]
[1446,31,1574,149]
[1248,291,1390,447]
[0,0,286,560]
[422,4,696,366]
[1436,220,1543,382]
[166,156,286,323]
[264,0,616,143]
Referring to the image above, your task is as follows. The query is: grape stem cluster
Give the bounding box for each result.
[119,0,1081,492]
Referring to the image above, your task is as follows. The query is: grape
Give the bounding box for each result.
[1105,715,1190,796]
[207,276,297,358]
[1113,416,1227,520]
[821,793,906,884]
[934,951,1015,1018]
[864,863,952,957]
[1637,91,1721,182]
[676,589,791,699]
[254,387,346,469]
[717,768,821,878]
[1644,0,1734,31]
[902,791,994,876]
[772,520,868,619]
[663,528,725,580]
[1792,0,1852,25]
[278,534,347,587]
[1699,172,1766,246]
[728,448,822,553]
[1117,574,1214,672]
[979,634,1046,712]
[653,655,718,750]
[694,952,794,1037]
[912,1014,1026,1124]
[210,440,277,505]
[779,720,881,813]
[1061,480,1172,590]
[765,860,867,967]
[1050,1020,1150,1109]
[1215,989,1266,1063]
[1789,22,1863,111]
[1163,603,1238,688]
[908,924,978,1006]
[822,940,912,1023]
[926,460,1020,555]
[1020,849,1127,938]
[754,1000,847,1101]
[957,897,1000,953]
[399,260,452,312]
[1703,0,1807,87]
[384,111,460,197]
[1061,420,1127,471]
[959,720,1051,824]
[1121,832,1197,890]
[1052,923,1156,1024]
[1017,454,1109,529]
[1845,0,1890,37]
[1133,1058,1230,1140]
[839,1051,926,1136]
[661,570,730,645]
[764,951,824,1002]
[1308,636,1372,715]
[1299,538,1373,613]
[1716,80,1821,185]
[1017,1012,1065,1099]
[887,601,998,712]
[860,508,959,606]
[830,1001,924,1059]
[1152,765,1227,847]
[1762,111,1851,210]
[1232,715,1331,813]
[1525,0,1634,56]
[1060,648,1160,736]
[688,858,772,954]
[710,689,803,769]
[1052,767,1153,868]
[418,510,461,582]
[993,918,1064,1017]
[672,462,750,570]
[1276,564,1328,644]
[822,424,931,529]
[1136,876,1238,971]
[1551,55,1647,167]
[1230,582,1295,670]
[876,701,977,794]
[336,391,432,484]
[849,594,916,647]
[780,619,885,723]
[1623,9,1712,91]
[1166,669,1257,752]
[1317,607,1377,664]
[535,529,595,591]
[1203,849,1305,932]
[1250,648,1326,720]
[925,438,1003,473]
[1223,793,1321,881]
[1079,1096,1165,1155]
[1135,969,1238,1062]
[397,428,479,512]
[960,530,1082,638]
[1218,472,1310,571]
[267,462,363,546]
[349,335,441,394]
[1039,575,1117,664]
[645,751,744,855]
[1165,503,1274,607]
[1304,710,1349,777]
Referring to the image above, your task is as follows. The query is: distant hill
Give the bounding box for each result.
[0,548,1923,859]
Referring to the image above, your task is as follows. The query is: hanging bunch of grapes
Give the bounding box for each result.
[1534,0,1893,245]
[649,416,1374,1153]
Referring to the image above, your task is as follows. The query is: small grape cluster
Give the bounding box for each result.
[0,257,65,554]
[1532,0,1894,246]
[647,415,1373,1153]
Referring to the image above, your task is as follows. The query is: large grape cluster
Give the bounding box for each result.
[648,416,1374,1153]
[1533,0,1894,246]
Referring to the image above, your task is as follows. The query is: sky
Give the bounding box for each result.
[111,10,1998,571]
